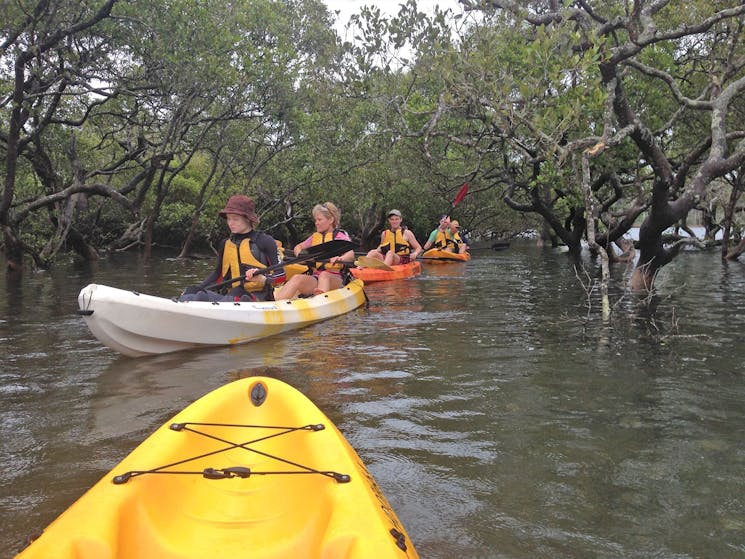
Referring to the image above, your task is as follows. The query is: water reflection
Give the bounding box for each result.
[364,276,424,313]
[3,247,745,558]
[90,339,288,438]
[3,268,24,319]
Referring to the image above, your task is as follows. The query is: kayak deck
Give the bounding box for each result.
[16,377,418,559]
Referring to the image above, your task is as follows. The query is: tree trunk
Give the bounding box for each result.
[582,153,610,320]
[178,225,198,259]
[724,238,745,261]
[2,226,25,271]
[721,171,744,260]
[629,219,666,292]
[178,161,221,258]
[67,227,100,261]
[143,165,171,260]
[1,58,27,271]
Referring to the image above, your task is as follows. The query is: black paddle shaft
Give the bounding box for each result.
[204,239,356,292]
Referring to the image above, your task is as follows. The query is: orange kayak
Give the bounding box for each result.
[420,249,470,263]
[351,260,421,283]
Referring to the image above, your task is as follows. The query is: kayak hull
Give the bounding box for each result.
[350,260,421,283]
[77,280,366,357]
[421,249,470,263]
[15,377,419,559]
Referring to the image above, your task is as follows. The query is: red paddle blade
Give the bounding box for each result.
[452,182,469,207]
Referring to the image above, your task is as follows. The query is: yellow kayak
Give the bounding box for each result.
[16,377,419,559]
[421,248,470,263]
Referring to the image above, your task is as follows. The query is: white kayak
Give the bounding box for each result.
[77,280,367,357]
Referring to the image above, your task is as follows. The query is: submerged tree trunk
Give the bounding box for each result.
[66,227,100,261]
[581,151,610,320]
[629,216,677,292]
[722,169,744,260]
[725,238,745,260]
[2,227,25,271]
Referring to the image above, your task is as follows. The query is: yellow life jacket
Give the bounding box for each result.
[447,230,462,249]
[310,230,343,272]
[275,240,308,278]
[433,229,460,251]
[378,228,410,255]
[310,230,337,245]
[432,229,450,250]
[220,238,266,293]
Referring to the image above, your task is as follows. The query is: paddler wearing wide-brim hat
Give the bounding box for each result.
[219,194,260,226]
[178,195,285,302]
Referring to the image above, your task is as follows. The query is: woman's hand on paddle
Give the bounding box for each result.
[244,268,266,284]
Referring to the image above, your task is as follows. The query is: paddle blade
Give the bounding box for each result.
[301,239,356,257]
[452,182,469,207]
[355,256,394,271]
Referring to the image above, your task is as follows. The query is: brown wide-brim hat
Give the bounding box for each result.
[219,195,259,223]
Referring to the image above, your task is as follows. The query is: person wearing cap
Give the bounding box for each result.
[365,209,422,266]
[178,194,286,302]
[423,214,458,252]
[274,202,354,300]
[449,220,469,254]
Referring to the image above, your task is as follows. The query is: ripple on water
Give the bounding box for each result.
[0,381,37,396]
[6,248,745,558]
[338,369,412,383]
[364,447,485,557]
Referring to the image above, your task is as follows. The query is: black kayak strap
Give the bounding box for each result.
[112,422,350,485]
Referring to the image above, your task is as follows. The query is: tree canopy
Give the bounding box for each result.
[2,0,745,297]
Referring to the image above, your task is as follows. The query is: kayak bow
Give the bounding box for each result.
[15,377,419,559]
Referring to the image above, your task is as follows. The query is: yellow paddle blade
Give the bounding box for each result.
[355,256,394,271]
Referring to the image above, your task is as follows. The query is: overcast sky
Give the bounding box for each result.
[322,0,463,36]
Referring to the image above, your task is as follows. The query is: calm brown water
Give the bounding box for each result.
[2,245,745,558]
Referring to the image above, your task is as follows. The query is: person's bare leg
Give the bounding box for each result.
[275,275,317,299]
